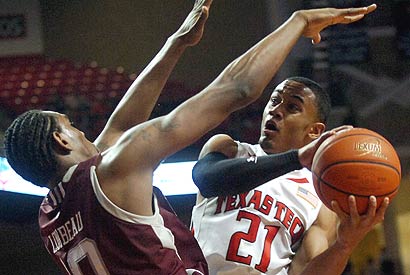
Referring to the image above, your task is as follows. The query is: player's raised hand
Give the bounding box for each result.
[294,4,377,44]
[173,0,213,46]
[331,195,389,252]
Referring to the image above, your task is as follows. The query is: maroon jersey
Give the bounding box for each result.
[39,155,208,275]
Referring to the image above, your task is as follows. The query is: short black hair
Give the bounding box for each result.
[286,76,331,123]
[4,110,59,187]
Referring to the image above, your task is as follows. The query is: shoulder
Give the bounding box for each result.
[199,134,238,159]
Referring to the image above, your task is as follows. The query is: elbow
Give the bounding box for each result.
[192,166,208,196]
[192,164,216,198]
[219,61,265,99]
[219,55,268,103]
[223,79,262,107]
[236,81,260,102]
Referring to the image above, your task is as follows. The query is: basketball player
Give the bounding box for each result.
[191,8,387,275]
[5,1,213,274]
[4,2,378,275]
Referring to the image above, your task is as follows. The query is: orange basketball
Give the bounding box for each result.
[312,128,401,214]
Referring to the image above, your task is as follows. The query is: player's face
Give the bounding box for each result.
[45,111,99,159]
[259,80,319,154]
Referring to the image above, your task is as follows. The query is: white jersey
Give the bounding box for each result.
[191,142,322,275]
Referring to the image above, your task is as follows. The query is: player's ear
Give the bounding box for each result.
[52,131,73,154]
[308,122,325,139]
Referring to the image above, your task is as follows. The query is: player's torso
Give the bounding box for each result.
[39,156,207,275]
[191,143,322,275]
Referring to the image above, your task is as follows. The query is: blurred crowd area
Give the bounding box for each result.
[342,249,402,275]
[0,55,263,160]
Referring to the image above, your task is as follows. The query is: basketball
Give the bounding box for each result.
[312,127,401,214]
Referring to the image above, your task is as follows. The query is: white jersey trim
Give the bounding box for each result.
[87,165,178,253]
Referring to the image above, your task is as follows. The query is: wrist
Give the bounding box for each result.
[290,10,309,30]
[333,238,355,256]
[164,36,188,57]
[167,35,189,49]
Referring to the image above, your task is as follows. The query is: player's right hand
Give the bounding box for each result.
[173,0,213,46]
[331,195,389,252]
[293,4,377,44]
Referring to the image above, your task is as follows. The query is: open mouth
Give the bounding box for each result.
[264,120,278,132]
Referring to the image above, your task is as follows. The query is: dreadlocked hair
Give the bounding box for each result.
[4,110,60,187]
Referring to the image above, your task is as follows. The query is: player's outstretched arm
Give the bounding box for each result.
[94,0,212,151]
[288,196,388,275]
[190,5,377,198]
[148,4,377,161]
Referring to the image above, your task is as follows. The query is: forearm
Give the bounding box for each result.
[192,150,302,197]
[107,36,188,131]
[124,13,309,160]
[298,241,352,275]
[214,13,307,104]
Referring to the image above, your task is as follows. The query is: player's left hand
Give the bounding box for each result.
[298,125,353,169]
[295,4,377,44]
[331,195,389,251]
[173,0,213,46]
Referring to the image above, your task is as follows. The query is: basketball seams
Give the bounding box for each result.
[317,159,401,178]
[314,174,400,198]
[312,172,327,206]
[314,160,400,197]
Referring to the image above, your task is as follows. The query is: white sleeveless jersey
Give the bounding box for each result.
[191,142,322,275]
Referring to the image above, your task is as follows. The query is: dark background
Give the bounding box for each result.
[1,1,410,274]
